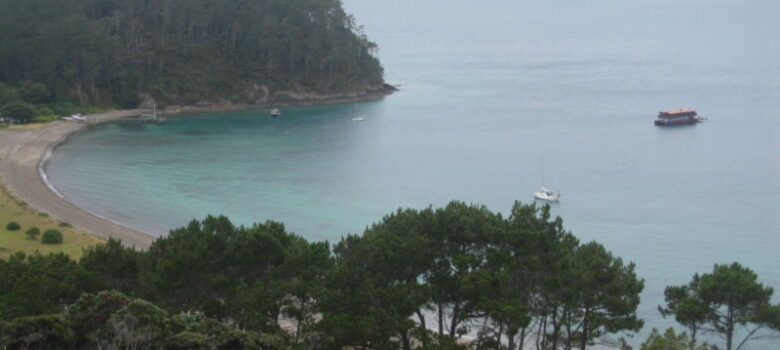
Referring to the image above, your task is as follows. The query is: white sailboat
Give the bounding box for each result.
[533,156,560,202]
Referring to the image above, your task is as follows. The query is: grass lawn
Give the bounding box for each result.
[0,185,103,260]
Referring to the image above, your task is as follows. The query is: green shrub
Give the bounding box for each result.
[6,221,21,231]
[50,102,77,116]
[38,212,49,217]
[1,101,36,123]
[26,227,40,240]
[42,229,64,244]
[58,222,72,228]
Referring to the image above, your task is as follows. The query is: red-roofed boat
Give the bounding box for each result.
[654,109,704,126]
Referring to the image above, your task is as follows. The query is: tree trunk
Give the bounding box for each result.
[726,305,734,350]
[416,309,428,347]
[507,323,515,350]
[580,310,589,350]
[438,301,444,342]
[401,329,412,350]
[449,301,461,338]
[519,326,526,350]
[551,306,560,350]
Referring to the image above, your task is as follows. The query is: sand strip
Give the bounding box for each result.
[0,110,155,250]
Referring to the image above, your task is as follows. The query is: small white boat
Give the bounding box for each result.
[533,155,559,202]
[534,187,560,202]
[64,113,86,122]
[351,116,366,122]
[269,108,281,118]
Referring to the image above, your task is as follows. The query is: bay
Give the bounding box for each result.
[45,0,779,346]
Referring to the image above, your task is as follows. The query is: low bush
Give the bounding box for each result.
[26,227,40,240]
[6,221,21,231]
[42,229,63,244]
[58,222,72,228]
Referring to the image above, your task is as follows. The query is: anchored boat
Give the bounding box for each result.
[533,156,560,202]
[534,187,560,202]
[654,109,704,126]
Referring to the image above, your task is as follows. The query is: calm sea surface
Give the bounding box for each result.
[46,0,779,346]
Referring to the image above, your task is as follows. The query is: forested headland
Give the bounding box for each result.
[0,0,390,123]
[3,201,778,349]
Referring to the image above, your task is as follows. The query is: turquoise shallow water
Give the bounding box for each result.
[46,0,779,346]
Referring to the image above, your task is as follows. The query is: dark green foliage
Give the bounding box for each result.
[0,101,35,123]
[0,82,19,105]
[0,252,99,320]
[41,229,64,244]
[0,203,649,348]
[639,328,716,350]
[18,81,52,105]
[663,263,780,350]
[80,238,142,294]
[0,0,385,107]
[25,227,40,240]
[659,274,709,347]
[0,314,75,350]
[0,290,289,350]
[570,242,644,349]
[58,221,72,228]
[320,201,644,350]
[5,221,20,231]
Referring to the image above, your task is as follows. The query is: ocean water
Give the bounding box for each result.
[45,0,779,346]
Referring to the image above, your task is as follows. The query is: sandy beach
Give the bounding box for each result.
[0,89,398,251]
[0,110,155,250]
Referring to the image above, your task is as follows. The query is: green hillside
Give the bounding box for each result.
[0,0,386,112]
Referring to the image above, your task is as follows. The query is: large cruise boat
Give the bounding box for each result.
[654,109,704,126]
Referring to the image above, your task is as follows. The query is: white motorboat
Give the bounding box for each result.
[63,113,86,122]
[269,108,281,118]
[351,116,366,122]
[534,187,560,202]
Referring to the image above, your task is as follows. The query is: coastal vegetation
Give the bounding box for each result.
[1,201,778,349]
[660,263,780,350]
[0,0,387,123]
[0,186,102,259]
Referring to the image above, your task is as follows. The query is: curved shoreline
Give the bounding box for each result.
[0,91,397,250]
[0,111,156,250]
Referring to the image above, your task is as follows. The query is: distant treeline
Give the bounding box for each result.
[2,201,778,350]
[0,0,385,109]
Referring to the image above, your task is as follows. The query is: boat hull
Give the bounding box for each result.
[654,118,702,126]
[533,192,559,202]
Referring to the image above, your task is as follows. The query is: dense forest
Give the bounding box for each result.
[3,201,778,349]
[0,0,387,114]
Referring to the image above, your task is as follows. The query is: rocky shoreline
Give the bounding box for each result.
[147,83,398,116]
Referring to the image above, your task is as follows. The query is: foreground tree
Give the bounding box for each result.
[662,263,780,350]
[570,242,645,350]
[659,273,709,349]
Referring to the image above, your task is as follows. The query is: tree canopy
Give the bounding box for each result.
[0,0,385,109]
[1,201,648,349]
[661,262,780,350]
